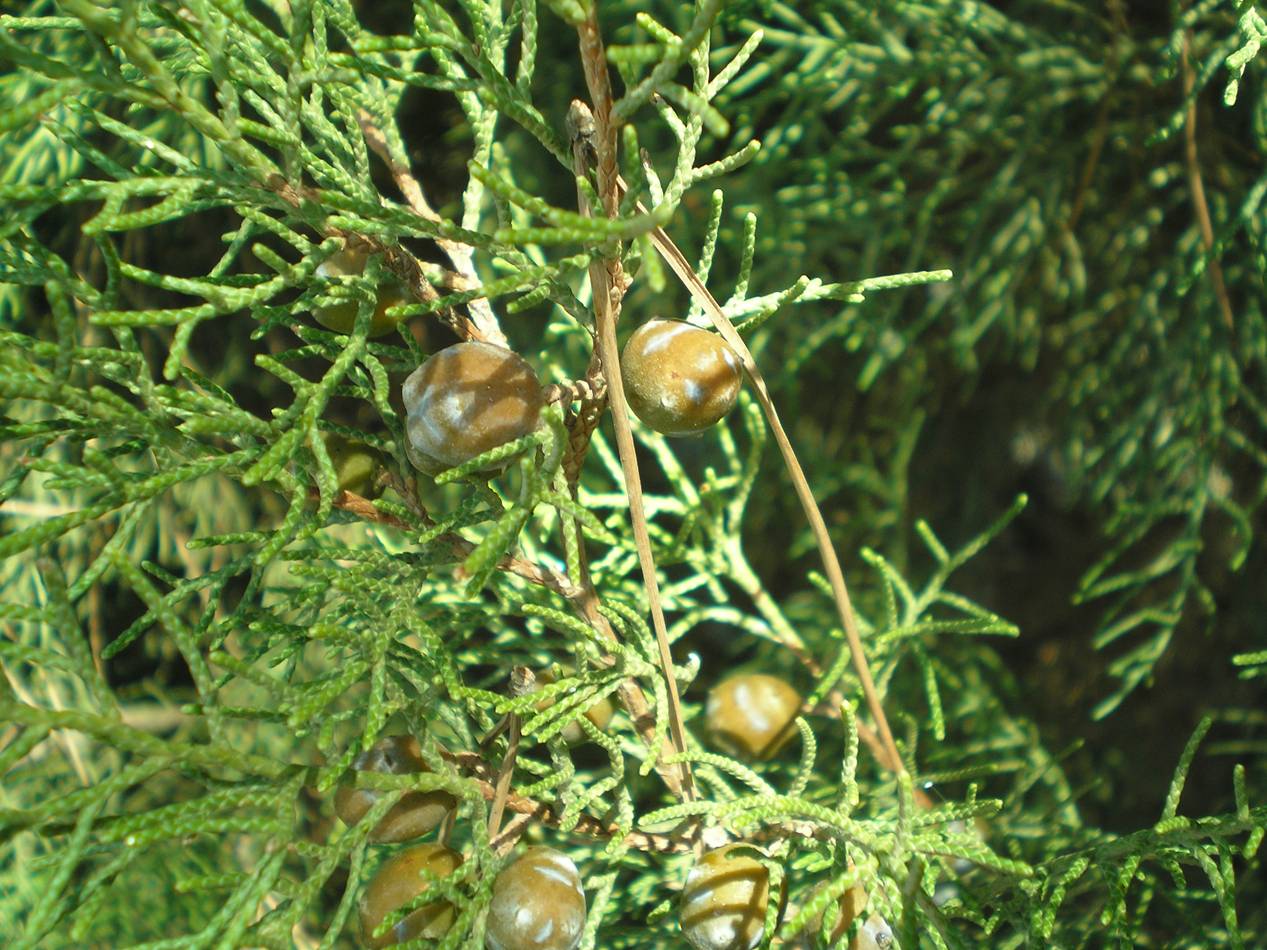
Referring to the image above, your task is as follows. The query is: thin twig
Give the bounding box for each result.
[554,102,688,801]
[437,806,457,850]
[253,147,481,343]
[1066,2,1124,234]
[1181,32,1235,332]
[447,748,887,855]
[575,583,688,800]
[486,667,532,840]
[489,811,535,854]
[486,713,520,840]
[727,551,898,768]
[623,186,907,781]
[444,750,691,854]
[1065,93,1111,234]
[572,5,697,803]
[356,110,508,346]
[561,103,611,488]
[376,470,680,799]
[323,488,579,597]
[324,482,688,798]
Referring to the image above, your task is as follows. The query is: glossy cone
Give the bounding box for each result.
[680,845,776,950]
[620,319,742,436]
[313,247,410,338]
[705,673,802,760]
[334,735,456,843]
[533,670,615,745]
[324,432,380,498]
[358,843,462,948]
[807,883,894,949]
[402,341,544,472]
[484,847,587,950]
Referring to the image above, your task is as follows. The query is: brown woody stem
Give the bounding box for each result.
[1181,33,1234,333]
[573,7,697,802]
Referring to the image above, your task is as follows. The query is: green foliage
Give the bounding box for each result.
[696,0,1267,721]
[1,1,1264,948]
